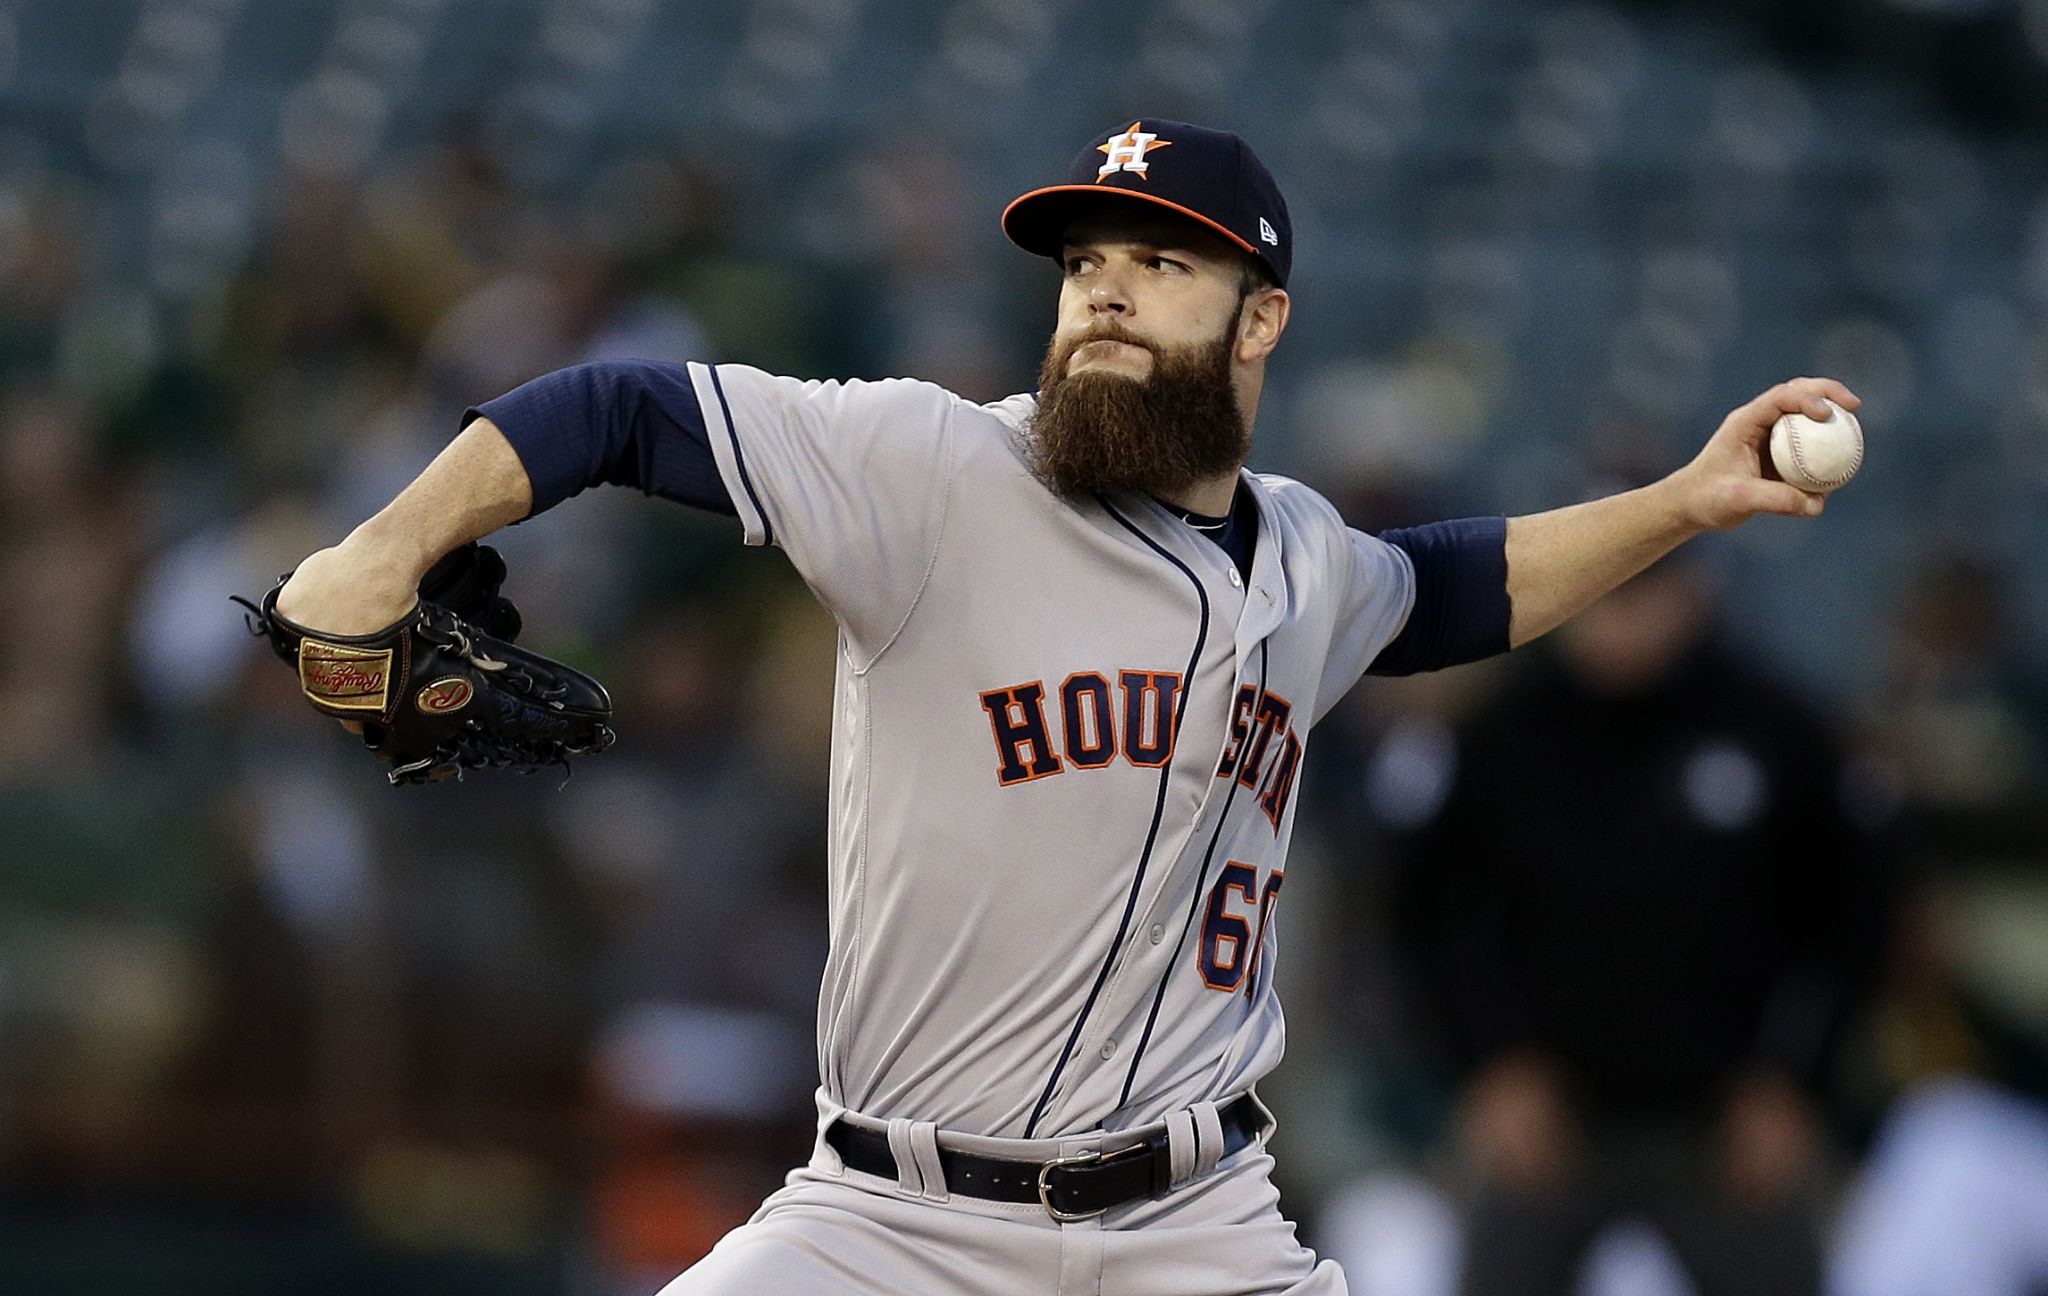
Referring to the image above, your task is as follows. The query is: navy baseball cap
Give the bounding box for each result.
[1003,118,1293,288]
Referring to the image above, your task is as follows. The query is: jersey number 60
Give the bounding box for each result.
[1198,862,1285,995]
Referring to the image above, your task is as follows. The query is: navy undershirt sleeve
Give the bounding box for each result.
[465,360,735,518]
[1367,516,1511,676]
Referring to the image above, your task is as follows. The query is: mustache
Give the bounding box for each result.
[1059,323,1157,361]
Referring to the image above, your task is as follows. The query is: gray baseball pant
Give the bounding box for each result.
[657,1098,1347,1295]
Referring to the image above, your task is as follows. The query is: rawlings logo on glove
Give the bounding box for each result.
[300,641,396,710]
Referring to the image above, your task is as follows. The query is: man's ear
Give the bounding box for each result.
[1237,289,1290,363]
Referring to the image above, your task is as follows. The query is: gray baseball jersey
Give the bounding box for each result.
[690,360,1415,1141]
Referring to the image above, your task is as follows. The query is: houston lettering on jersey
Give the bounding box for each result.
[979,669,1184,786]
[1213,684,1303,830]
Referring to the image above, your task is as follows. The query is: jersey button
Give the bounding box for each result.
[1099,1039,1118,1060]
[1228,569,1242,588]
[1149,923,1165,944]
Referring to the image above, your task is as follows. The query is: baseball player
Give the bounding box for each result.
[273,119,1859,1294]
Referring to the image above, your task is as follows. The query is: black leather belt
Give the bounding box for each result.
[824,1093,1263,1221]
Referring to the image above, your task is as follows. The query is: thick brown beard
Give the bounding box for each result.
[1025,320,1248,500]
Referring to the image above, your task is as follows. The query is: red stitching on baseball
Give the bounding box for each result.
[1789,413,1859,488]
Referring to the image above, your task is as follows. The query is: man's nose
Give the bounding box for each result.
[1088,268,1132,315]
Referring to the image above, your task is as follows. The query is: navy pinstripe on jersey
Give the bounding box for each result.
[1023,494,1211,1138]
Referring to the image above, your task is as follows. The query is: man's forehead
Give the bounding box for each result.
[1060,207,1236,258]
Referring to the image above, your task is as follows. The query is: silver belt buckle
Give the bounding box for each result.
[1036,1143,1148,1222]
[1037,1149,1106,1222]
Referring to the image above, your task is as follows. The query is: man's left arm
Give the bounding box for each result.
[1505,376,1859,646]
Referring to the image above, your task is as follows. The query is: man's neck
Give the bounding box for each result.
[1156,468,1241,517]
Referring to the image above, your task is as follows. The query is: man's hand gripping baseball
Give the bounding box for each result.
[1670,377,1861,531]
[1503,376,1862,647]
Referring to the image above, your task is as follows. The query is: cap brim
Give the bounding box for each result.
[1001,184,1260,262]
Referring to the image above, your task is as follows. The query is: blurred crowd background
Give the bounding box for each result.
[1,0,2045,1292]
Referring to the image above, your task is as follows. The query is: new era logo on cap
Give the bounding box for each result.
[1002,117,1294,287]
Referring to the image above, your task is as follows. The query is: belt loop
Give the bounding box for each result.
[908,1120,949,1202]
[1164,1109,1199,1188]
[814,1102,849,1176]
[885,1118,923,1196]
[1189,1100,1224,1179]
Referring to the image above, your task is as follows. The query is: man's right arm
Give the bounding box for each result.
[275,415,532,633]
[279,357,957,658]
[275,359,726,633]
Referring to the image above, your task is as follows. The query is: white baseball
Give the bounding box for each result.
[1769,398,1863,494]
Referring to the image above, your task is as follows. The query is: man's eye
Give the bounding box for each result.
[1150,256,1185,272]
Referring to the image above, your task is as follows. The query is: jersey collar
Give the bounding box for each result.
[1132,470,1290,649]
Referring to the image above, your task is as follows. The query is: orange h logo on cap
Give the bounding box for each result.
[1095,122,1171,181]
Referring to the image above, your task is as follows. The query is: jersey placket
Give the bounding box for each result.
[1071,494,1294,1127]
